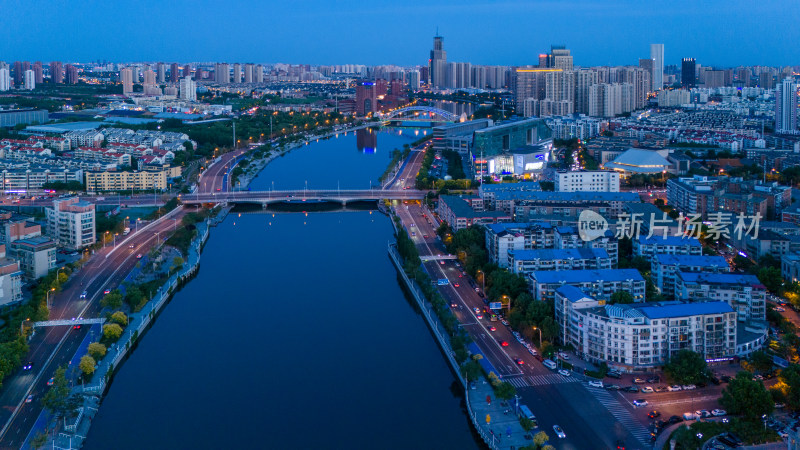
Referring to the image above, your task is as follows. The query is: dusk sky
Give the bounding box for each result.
[2,0,798,67]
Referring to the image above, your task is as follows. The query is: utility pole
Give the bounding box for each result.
[232,121,236,150]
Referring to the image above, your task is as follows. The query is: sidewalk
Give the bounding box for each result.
[466,379,536,449]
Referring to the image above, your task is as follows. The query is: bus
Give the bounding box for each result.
[518,405,537,426]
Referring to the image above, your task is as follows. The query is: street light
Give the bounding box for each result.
[532,326,543,348]
[46,287,56,309]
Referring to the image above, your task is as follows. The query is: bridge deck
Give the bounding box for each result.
[181,189,426,204]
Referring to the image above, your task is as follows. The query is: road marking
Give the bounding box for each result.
[585,386,652,444]
[648,395,718,406]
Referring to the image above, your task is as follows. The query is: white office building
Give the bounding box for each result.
[555,170,620,192]
[179,76,197,102]
[0,68,10,91]
[650,44,664,91]
[45,197,96,250]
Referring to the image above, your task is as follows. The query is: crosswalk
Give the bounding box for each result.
[504,373,580,388]
[585,386,652,444]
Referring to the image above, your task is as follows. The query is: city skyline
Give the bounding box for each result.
[1,0,798,67]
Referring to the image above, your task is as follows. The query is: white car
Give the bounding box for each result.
[667,385,682,392]
[558,352,570,360]
[641,386,654,393]
[553,425,566,438]
[711,409,727,416]
[632,399,648,407]
[682,384,697,390]
[558,369,571,377]
[588,380,603,388]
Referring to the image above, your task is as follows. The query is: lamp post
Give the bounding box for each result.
[46,288,55,309]
[532,326,543,348]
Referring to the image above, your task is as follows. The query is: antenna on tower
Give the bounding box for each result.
[436,26,439,37]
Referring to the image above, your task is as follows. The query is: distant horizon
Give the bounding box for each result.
[1,0,798,68]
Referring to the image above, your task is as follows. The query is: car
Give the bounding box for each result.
[453,283,460,288]
[633,378,646,384]
[588,380,604,388]
[499,341,509,347]
[23,362,33,370]
[647,377,660,383]
[682,384,696,390]
[654,386,667,393]
[720,375,732,383]
[558,369,571,377]
[79,291,87,299]
[409,223,414,227]
[711,409,727,416]
[514,358,524,365]
[709,376,720,385]
[72,325,81,330]
[533,354,544,362]
[47,377,54,386]
[473,307,480,314]
[667,385,682,392]
[683,412,697,421]
[606,370,622,379]
[558,352,570,360]
[753,374,764,381]
[478,291,485,298]
[647,410,661,419]
[487,326,496,332]
[776,306,785,312]
[614,440,625,450]
[553,425,566,438]
[623,385,639,393]
[500,319,509,326]
[129,243,135,249]
[633,399,648,407]
[103,289,111,295]
[695,410,712,418]
[641,386,654,393]
[668,415,683,424]
[25,395,33,403]
[411,231,416,236]
[216,188,221,191]
[136,253,143,259]
[476,313,483,319]
[424,235,429,239]
[605,384,621,391]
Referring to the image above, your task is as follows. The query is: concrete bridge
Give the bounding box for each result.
[179,189,427,206]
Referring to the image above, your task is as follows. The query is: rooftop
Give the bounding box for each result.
[555,285,596,303]
[637,235,702,247]
[510,247,609,261]
[485,221,552,234]
[439,195,509,219]
[637,301,734,319]
[652,254,729,268]
[677,271,763,287]
[531,268,644,284]
[603,148,671,174]
[493,190,640,202]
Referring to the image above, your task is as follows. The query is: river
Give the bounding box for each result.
[82,128,481,449]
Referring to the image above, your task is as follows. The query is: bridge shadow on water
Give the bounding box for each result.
[230,200,380,215]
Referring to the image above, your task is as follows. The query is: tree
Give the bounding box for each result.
[173,256,184,268]
[79,355,96,376]
[757,266,783,293]
[461,359,482,382]
[42,366,70,415]
[609,290,634,305]
[30,432,47,450]
[494,381,516,400]
[533,431,550,448]
[100,289,123,310]
[720,371,774,421]
[87,342,106,360]
[539,181,554,191]
[102,323,123,342]
[778,364,800,410]
[125,285,146,309]
[664,349,708,384]
[110,311,128,327]
[748,351,773,374]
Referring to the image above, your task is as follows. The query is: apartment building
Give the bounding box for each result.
[530,268,645,302]
[634,235,702,258]
[10,236,56,279]
[652,254,730,298]
[484,222,555,267]
[437,195,511,231]
[557,287,737,370]
[0,245,23,306]
[85,169,168,192]
[45,197,96,250]
[509,248,612,276]
[553,226,619,264]
[675,272,767,321]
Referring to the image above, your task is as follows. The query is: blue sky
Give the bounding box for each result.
[1,0,797,67]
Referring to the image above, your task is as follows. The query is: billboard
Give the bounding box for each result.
[489,302,502,310]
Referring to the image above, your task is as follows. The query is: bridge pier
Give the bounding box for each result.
[341,200,347,207]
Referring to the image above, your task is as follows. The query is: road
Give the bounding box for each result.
[0,206,191,449]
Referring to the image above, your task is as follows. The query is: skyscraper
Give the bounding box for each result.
[143,69,156,86]
[233,63,242,83]
[33,62,43,84]
[183,64,192,79]
[548,46,573,70]
[170,63,179,82]
[244,64,254,83]
[65,64,79,84]
[50,61,63,84]
[638,58,653,91]
[429,34,447,89]
[179,76,197,102]
[0,68,9,91]
[157,62,166,83]
[255,65,264,83]
[215,63,229,84]
[120,68,133,95]
[650,44,664,90]
[775,78,798,134]
[681,58,696,88]
[12,62,23,87]
[23,70,35,90]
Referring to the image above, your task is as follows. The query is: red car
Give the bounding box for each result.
[454,283,460,288]
[500,341,509,347]
[514,358,525,365]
